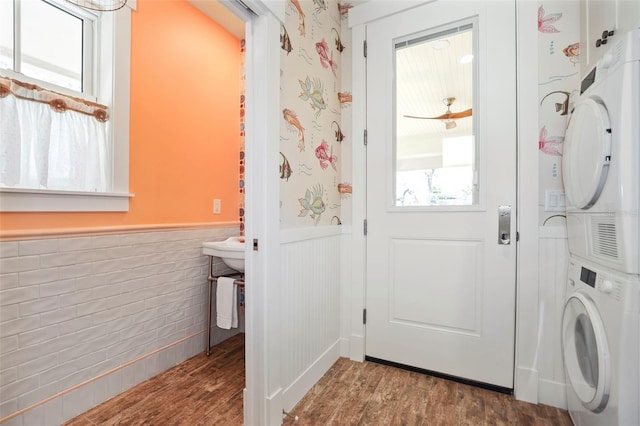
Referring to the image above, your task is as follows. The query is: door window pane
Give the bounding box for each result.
[395,23,476,207]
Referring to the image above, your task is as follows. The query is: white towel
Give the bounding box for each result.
[216,277,238,329]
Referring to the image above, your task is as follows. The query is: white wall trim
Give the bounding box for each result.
[280,226,342,244]
[281,339,341,411]
[348,0,434,27]
[266,387,284,426]
[348,21,367,363]
[243,6,283,425]
[514,0,540,403]
[0,221,239,241]
[516,367,540,403]
[241,0,285,23]
[0,189,132,213]
[339,337,350,357]
[110,6,132,198]
[349,333,364,361]
[539,226,568,239]
[539,379,568,409]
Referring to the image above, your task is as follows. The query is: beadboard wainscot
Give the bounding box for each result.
[279,226,342,413]
[537,225,569,409]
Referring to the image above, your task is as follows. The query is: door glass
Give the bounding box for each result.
[394,23,476,207]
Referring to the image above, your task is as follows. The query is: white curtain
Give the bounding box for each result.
[0,87,111,192]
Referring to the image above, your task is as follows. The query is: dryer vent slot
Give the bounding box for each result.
[591,217,619,260]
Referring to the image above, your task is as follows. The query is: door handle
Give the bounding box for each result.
[498,205,511,245]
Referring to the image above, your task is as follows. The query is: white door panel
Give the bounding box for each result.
[365,0,517,388]
[388,238,483,334]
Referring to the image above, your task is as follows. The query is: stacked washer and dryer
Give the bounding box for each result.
[561,29,640,426]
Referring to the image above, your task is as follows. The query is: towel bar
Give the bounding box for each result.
[206,256,244,356]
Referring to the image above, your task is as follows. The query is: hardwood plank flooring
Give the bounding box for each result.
[63,333,245,426]
[284,360,573,426]
[65,335,572,425]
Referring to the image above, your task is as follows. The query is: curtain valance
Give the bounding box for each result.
[0,75,109,122]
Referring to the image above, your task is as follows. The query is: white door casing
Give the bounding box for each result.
[364,0,517,389]
[223,2,284,424]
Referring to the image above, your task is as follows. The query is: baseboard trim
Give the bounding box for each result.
[266,387,284,426]
[538,379,567,409]
[281,339,341,411]
[349,333,364,361]
[515,366,539,404]
[339,337,350,358]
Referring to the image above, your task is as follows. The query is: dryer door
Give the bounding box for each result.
[562,292,611,412]
[562,98,612,210]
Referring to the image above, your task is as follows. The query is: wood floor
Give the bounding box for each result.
[63,333,245,426]
[283,358,572,426]
[65,334,572,425]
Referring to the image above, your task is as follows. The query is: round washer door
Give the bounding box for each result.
[562,98,612,209]
[562,292,611,412]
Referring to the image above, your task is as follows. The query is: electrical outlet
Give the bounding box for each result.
[213,199,221,214]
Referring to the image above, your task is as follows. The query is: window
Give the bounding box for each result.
[0,0,134,212]
[1,0,93,97]
[394,22,477,207]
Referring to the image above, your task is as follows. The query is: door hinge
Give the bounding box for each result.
[363,40,367,58]
[364,129,368,146]
[363,308,367,324]
[363,219,368,236]
[516,231,520,242]
[253,238,259,251]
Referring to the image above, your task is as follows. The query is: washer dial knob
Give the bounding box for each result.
[600,280,614,294]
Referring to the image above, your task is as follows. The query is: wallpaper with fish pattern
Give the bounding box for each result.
[537,2,580,226]
[280,0,347,228]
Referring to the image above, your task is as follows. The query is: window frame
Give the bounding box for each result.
[4,0,97,99]
[0,0,135,212]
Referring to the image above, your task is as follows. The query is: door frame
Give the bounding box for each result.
[347,0,540,403]
[221,1,286,424]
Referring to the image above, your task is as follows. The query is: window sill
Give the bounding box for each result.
[0,188,134,212]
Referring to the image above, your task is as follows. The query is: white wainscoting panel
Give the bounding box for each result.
[280,229,341,410]
[537,226,569,408]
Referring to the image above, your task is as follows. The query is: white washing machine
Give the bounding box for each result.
[562,29,640,274]
[562,255,639,426]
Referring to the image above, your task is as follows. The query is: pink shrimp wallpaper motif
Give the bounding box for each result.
[280,0,347,227]
[537,2,580,225]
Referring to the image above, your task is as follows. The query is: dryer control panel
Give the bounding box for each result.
[580,265,623,300]
[580,266,597,287]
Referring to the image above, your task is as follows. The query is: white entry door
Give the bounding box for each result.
[365,1,517,389]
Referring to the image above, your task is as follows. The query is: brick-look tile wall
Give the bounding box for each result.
[0,226,238,425]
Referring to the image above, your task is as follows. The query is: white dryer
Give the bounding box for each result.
[562,29,640,274]
[562,255,640,426]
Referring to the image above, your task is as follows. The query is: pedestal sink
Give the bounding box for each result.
[202,237,245,272]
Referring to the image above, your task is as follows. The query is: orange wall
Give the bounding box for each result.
[0,0,241,233]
